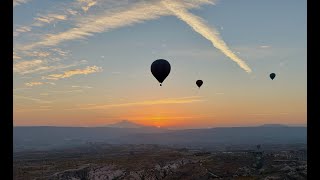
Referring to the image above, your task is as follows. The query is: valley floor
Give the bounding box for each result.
[13,144,307,180]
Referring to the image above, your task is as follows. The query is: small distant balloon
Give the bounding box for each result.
[269,73,276,80]
[151,59,171,86]
[196,80,203,88]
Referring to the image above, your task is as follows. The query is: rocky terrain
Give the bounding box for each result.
[13,144,307,180]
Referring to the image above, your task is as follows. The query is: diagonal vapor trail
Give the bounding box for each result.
[17,0,252,73]
[162,1,252,73]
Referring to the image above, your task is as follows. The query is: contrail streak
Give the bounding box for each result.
[17,0,252,73]
[162,1,252,73]
[17,1,213,50]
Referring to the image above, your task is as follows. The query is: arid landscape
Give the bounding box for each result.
[13,143,306,180]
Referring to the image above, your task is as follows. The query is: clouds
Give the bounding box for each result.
[14,95,52,104]
[43,66,103,80]
[71,85,93,88]
[14,26,32,37]
[162,1,252,73]
[33,14,67,26]
[15,48,69,60]
[25,81,43,87]
[13,52,22,60]
[13,59,85,75]
[78,0,98,12]
[260,45,271,48]
[20,1,169,49]
[13,0,31,7]
[13,60,45,74]
[12,0,307,127]
[14,13,68,37]
[18,0,213,50]
[13,0,254,91]
[78,96,205,110]
[13,47,83,77]
[15,0,251,73]
[25,81,56,87]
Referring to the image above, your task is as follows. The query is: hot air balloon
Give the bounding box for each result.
[196,80,203,88]
[151,59,171,86]
[269,73,276,80]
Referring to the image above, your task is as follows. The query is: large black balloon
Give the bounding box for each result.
[196,80,203,88]
[270,73,276,80]
[151,59,171,86]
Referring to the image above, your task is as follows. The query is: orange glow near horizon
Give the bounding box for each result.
[13,87,307,128]
[13,0,306,128]
[13,106,307,128]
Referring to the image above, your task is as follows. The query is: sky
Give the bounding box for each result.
[13,0,307,129]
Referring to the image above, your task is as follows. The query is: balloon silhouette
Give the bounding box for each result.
[196,80,203,88]
[270,73,276,80]
[151,59,171,86]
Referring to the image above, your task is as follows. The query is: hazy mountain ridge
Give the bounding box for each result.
[13,123,306,152]
[104,120,147,128]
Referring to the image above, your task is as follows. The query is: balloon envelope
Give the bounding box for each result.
[270,73,276,80]
[196,80,203,88]
[151,59,171,86]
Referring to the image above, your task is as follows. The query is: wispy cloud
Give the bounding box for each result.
[66,8,79,16]
[19,0,213,50]
[78,0,98,12]
[21,48,70,61]
[51,48,70,56]
[14,48,69,63]
[260,45,271,48]
[13,0,31,7]
[25,81,56,87]
[33,14,68,27]
[14,13,68,37]
[13,60,45,74]
[162,1,252,73]
[25,81,43,87]
[71,85,93,88]
[15,108,52,112]
[13,87,32,91]
[14,0,86,37]
[17,0,251,73]
[77,96,205,110]
[47,82,56,85]
[13,59,85,75]
[13,52,21,60]
[25,51,51,58]
[49,90,84,94]
[14,95,52,104]
[43,66,103,80]
[14,26,32,37]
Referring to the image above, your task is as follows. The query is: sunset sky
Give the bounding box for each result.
[13,0,306,129]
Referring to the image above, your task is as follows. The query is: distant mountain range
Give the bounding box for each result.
[104,120,146,128]
[13,121,306,152]
[259,124,288,127]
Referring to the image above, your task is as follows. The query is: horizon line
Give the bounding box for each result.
[13,123,307,129]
